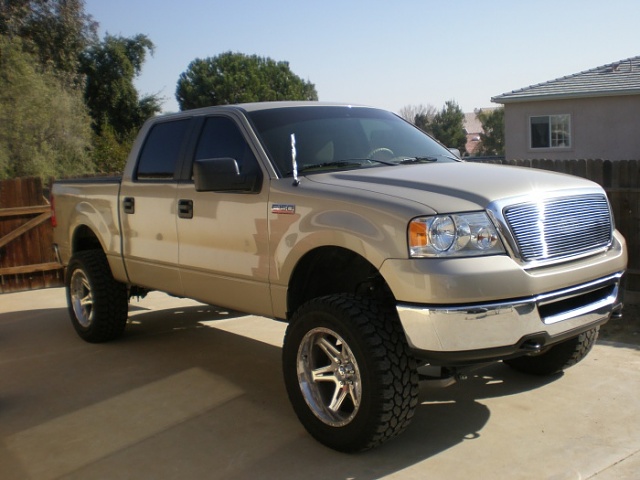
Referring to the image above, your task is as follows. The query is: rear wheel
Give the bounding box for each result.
[282,294,418,452]
[65,249,128,343]
[504,327,599,375]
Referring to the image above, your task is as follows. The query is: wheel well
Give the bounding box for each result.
[70,225,149,299]
[72,225,103,253]
[287,247,394,319]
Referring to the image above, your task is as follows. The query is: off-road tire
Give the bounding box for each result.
[504,327,599,375]
[282,294,419,452]
[65,249,128,343]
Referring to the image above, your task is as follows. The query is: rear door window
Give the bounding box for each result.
[136,119,191,180]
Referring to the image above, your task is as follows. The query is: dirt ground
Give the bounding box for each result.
[599,299,640,345]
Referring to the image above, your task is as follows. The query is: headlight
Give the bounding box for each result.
[409,212,505,258]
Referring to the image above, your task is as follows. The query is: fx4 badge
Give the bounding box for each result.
[271,204,296,215]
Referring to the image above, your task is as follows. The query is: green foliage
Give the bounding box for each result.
[176,51,318,110]
[80,34,162,142]
[400,101,466,152]
[476,107,505,156]
[0,0,97,84]
[0,36,93,179]
[398,104,436,131]
[90,125,135,174]
[0,3,159,179]
[414,112,433,133]
[430,100,467,154]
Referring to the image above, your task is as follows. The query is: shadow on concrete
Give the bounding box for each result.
[596,302,640,350]
[0,304,562,480]
[124,303,247,339]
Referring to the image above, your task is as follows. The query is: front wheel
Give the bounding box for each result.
[282,294,418,452]
[65,249,128,343]
[504,327,599,375]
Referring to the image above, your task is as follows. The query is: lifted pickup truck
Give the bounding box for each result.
[52,102,627,452]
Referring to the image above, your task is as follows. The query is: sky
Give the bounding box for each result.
[84,0,640,115]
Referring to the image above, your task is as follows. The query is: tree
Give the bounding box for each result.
[80,34,161,137]
[0,35,93,179]
[0,0,97,84]
[0,4,157,176]
[79,34,162,171]
[476,107,505,156]
[89,124,134,174]
[176,51,318,110]
[430,100,467,154]
[398,103,436,131]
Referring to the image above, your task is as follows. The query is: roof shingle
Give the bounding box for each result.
[492,56,640,103]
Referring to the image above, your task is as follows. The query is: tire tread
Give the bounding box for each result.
[283,294,418,452]
[66,250,128,343]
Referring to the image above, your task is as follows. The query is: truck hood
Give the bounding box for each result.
[305,162,600,213]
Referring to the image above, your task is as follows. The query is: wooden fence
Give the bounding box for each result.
[0,177,63,293]
[0,162,638,293]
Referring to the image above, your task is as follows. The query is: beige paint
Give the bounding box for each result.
[52,104,627,349]
[53,161,627,320]
[503,95,640,161]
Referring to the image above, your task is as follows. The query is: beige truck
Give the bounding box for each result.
[52,102,627,452]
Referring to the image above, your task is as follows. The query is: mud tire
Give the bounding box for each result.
[65,249,128,343]
[282,294,419,452]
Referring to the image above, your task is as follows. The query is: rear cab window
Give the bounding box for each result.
[136,119,191,180]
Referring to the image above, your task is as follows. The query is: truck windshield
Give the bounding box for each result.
[247,106,458,177]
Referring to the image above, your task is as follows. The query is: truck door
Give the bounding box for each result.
[176,115,272,315]
[119,117,192,296]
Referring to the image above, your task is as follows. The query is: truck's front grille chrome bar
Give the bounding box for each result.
[503,193,613,263]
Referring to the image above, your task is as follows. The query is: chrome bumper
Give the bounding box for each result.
[397,272,623,360]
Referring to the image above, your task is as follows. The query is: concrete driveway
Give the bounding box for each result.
[1,288,639,480]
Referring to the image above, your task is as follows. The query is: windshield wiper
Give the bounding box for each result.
[346,158,397,166]
[283,158,396,177]
[298,158,398,172]
[298,161,364,172]
[399,156,438,164]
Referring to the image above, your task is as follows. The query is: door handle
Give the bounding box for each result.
[123,197,135,214]
[178,199,193,219]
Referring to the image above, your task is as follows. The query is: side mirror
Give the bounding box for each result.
[448,148,461,159]
[193,157,262,192]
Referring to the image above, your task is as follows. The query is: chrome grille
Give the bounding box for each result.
[504,194,613,263]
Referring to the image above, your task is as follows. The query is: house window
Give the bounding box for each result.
[530,114,571,149]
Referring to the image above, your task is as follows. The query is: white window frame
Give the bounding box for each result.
[529,114,571,149]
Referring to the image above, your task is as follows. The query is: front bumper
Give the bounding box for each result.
[397,272,623,365]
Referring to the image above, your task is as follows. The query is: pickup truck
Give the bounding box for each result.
[52,101,627,452]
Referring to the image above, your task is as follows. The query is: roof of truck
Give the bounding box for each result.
[157,101,374,119]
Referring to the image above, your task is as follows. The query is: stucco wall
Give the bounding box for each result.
[503,95,640,161]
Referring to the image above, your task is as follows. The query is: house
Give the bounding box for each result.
[463,111,482,156]
[463,108,498,156]
[492,56,640,161]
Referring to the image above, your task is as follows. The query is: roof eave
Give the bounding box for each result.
[492,89,640,104]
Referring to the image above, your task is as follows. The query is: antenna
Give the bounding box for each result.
[291,133,300,186]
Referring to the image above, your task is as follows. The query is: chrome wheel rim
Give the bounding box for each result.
[70,269,93,328]
[297,327,362,427]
